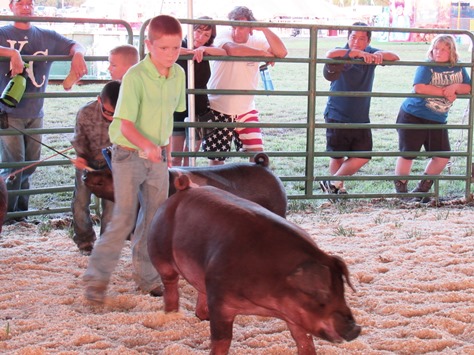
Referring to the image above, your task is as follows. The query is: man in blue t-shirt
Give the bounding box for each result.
[321,22,399,196]
[0,0,87,223]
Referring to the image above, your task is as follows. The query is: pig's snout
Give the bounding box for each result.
[82,173,95,185]
[82,171,105,187]
[319,312,361,343]
[332,311,361,342]
[345,323,361,341]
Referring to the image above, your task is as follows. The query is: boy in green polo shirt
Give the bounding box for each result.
[83,15,186,304]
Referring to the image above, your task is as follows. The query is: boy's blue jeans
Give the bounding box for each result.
[84,145,168,293]
[71,167,114,248]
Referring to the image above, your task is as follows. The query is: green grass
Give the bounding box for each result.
[25,36,474,215]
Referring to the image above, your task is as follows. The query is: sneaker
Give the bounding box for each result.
[394,180,408,193]
[319,180,338,194]
[149,286,163,297]
[85,284,107,305]
[2,218,16,226]
[2,216,26,225]
[337,187,348,195]
[319,180,344,203]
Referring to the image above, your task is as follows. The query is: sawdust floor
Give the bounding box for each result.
[1,201,473,354]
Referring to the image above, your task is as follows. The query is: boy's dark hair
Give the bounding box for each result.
[194,16,216,46]
[100,81,121,108]
[348,22,371,41]
[148,15,182,42]
[228,6,256,21]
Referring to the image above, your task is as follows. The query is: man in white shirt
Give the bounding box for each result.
[203,6,287,165]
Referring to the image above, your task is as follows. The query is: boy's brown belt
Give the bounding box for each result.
[118,145,166,151]
[116,144,167,161]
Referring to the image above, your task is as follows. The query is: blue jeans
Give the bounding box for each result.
[83,145,168,292]
[0,117,42,212]
[71,167,114,248]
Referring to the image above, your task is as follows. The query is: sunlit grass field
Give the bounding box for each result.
[29,36,473,215]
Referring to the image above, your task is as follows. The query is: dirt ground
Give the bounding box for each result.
[1,201,474,354]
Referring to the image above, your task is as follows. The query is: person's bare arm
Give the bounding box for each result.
[201,46,227,56]
[326,48,399,64]
[375,50,400,61]
[223,42,272,57]
[326,48,352,59]
[191,46,227,63]
[0,46,24,76]
[254,27,288,58]
[63,43,88,90]
[415,82,472,103]
[69,43,88,78]
[224,27,287,59]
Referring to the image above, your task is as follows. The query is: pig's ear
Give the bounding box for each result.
[174,173,191,191]
[287,262,331,300]
[333,255,356,293]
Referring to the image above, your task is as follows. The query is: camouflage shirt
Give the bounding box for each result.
[71,100,112,169]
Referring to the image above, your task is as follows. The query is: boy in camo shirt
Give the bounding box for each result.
[71,81,120,255]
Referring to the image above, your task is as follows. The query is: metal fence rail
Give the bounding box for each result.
[0,16,473,220]
[175,19,474,203]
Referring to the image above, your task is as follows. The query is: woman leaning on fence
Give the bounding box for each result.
[394,34,472,202]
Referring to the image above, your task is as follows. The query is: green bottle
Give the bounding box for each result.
[0,63,29,108]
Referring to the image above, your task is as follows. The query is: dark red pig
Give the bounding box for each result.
[147,175,361,355]
[0,177,7,232]
[83,153,287,217]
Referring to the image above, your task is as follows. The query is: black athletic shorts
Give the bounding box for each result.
[325,117,372,159]
[396,108,450,160]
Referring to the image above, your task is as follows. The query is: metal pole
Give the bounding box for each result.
[186,0,196,167]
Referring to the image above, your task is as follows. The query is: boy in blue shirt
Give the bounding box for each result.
[84,15,186,304]
[321,22,399,196]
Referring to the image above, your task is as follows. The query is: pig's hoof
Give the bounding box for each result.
[254,153,269,167]
[195,310,210,321]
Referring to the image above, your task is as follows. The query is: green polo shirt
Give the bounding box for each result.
[109,53,186,148]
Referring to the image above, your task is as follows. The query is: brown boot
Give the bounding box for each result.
[410,179,433,203]
[394,180,410,201]
[394,180,408,193]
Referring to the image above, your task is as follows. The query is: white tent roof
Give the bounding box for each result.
[191,0,344,21]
